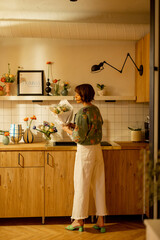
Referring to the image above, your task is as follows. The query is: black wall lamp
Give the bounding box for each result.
[91,53,143,76]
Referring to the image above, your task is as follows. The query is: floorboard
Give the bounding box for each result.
[0,217,146,240]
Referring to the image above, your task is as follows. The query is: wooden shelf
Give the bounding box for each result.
[0,96,74,101]
[94,96,136,101]
[0,96,136,101]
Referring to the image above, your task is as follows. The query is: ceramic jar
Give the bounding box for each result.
[97,89,105,96]
[23,127,34,143]
[131,130,142,142]
[4,82,12,96]
[61,88,68,96]
[2,136,10,145]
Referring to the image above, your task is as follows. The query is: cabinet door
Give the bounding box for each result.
[45,151,75,216]
[103,150,143,215]
[0,151,44,167]
[135,33,150,102]
[0,167,44,217]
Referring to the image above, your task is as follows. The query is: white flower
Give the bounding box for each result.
[45,126,49,131]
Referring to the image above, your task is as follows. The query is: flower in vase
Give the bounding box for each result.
[1,63,16,83]
[0,85,4,96]
[24,115,37,129]
[4,132,10,136]
[61,81,70,90]
[52,79,60,96]
[53,79,60,84]
[0,130,10,136]
[46,61,53,79]
[33,121,58,140]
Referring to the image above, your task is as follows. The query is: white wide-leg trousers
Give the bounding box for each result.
[71,144,107,220]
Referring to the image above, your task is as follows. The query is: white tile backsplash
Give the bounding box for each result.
[0,100,149,142]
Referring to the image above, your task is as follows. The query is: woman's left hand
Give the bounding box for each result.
[62,125,69,132]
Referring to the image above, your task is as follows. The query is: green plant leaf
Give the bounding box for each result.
[128,127,141,131]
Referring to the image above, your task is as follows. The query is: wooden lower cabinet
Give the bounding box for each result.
[45,150,75,216]
[0,151,44,218]
[103,150,143,215]
[0,148,145,219]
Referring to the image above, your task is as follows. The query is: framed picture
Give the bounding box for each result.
[17,70,44,96]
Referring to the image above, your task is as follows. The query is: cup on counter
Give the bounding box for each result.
[10,124,23,144]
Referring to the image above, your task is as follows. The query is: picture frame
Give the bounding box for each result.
[17,70,44,96]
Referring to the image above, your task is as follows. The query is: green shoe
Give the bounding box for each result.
[65,225,84,232]
[93,225,106,233]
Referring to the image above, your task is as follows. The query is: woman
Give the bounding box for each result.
[62,84,107,233]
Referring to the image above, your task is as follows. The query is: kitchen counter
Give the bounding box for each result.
[115,141,149,149]
[0,141,149,151]
[0,141,121,151]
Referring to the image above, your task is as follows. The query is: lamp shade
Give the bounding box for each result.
[91,62,105,72]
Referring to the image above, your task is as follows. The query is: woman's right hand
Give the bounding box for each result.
[62,125,73,135]
[67,123,75,129]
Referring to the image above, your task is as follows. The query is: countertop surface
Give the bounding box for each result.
[0,141,149,151]
[115,141,149,149]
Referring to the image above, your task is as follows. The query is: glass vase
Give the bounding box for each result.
[53,83,60,96]
[43,134,52,147]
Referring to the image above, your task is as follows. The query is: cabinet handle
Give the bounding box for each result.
[18,153,24,167]
[0,175,1,186]
[47,153,49,165]
[47,153,54,167]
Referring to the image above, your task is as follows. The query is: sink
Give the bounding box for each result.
[101,141,112,146]
[55,141,77,146]
[54,141,112,146]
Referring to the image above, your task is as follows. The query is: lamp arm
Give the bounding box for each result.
[124,53,141,72]
[103,61,122,73]
[103,53,143,75]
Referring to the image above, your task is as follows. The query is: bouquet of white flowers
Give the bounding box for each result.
[49,100,73,126]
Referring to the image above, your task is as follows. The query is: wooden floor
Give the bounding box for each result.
[0,217,146,240]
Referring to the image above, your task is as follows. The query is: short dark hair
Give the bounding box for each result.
[75,84,95,102]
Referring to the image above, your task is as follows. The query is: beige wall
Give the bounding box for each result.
[0,37,149,142]
[0,37,136,96]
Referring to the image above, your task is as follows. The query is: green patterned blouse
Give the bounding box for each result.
[72,105,103,145]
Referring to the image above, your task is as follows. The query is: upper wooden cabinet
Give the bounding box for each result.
[135,33,150,102]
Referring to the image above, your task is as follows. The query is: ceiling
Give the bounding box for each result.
[0,0,150,39]
[0,0,150,24]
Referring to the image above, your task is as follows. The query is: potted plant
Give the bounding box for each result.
[0,130,10,145]
[128,126,142,142]
[97,84,105,96]
[61,82,70,96]
[23,115,37,143]
[1,63,16,96]
[33,121,58,146]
